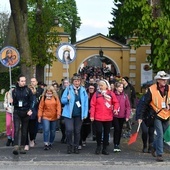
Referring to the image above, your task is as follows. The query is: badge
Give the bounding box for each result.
[105,102,111,108]
[18,100,23,107]
[162,102,166,109]
[76,101,81,108]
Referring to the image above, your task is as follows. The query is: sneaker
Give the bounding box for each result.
[95,146,101,155]
[142,147,147,153]
[74,146,79,154]
[13,145,19,155]
[44,145,49,150]
[78,145,82,150]
[82,141,86,147]
[156,155,163,162]
[24,145,29,151]
[20,146,26,154]
[48,144,52,150]
[6,139,12,146]
[113,145,121,152]
[29,140,35,147]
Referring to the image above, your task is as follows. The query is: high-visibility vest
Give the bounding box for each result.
[149,84,170,120]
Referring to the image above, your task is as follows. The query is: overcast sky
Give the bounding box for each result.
[0,0,114,41]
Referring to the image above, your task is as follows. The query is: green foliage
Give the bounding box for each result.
[28,0,60,67]
[0,12,9,49]
[109,0,170,71]
[0,66,21,91]
[56,0,81,43]
[27,0,81,67]
[0,112,5,133]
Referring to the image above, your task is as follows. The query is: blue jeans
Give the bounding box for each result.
[153,118,169,156]
[64,116,82,147]
[42,119,56,145]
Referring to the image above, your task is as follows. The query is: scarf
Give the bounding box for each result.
[98,90,111,101]
[45,93,53,99]
[73,85,80,95]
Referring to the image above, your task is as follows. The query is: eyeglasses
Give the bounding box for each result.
[89,88,95,89]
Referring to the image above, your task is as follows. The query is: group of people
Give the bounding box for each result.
[3,70,170,162]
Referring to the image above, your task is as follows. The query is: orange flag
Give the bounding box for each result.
[128,122,141,145]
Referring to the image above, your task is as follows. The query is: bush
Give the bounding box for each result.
[0,66,21,92]
[0,112,6,133]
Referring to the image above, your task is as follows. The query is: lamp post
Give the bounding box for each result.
[99,49,104,57]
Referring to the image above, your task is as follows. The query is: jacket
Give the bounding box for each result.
[140,83,170,121]
[30,94,38,119]
[61,85,88,120]
[90,90,119,121]
[38,96,61,121]
[12,84,34,111]
[114,91,131,119]
[149,84,170,120]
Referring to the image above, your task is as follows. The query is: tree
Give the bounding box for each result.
[0,12,9,50]
[9,0,33,81]
[28,0,60,81]
[56,0,81,43]
[109,0,170,71]
[27,0,81,81]
[0,12,10,72]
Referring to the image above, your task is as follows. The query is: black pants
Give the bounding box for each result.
[79,123,91,145]
[113,117,125,146]
[13,110,29,146]
[25,119,37,145]
[94,120,111,149]
[60,117,66,140]
[141,121,154,148]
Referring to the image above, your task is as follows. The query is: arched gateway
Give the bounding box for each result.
[46,29,151,93]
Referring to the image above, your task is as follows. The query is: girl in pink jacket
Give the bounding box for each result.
[113,82,131,152]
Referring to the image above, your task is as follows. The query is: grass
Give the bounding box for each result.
[0,94,5,101]
[0,112,6,133]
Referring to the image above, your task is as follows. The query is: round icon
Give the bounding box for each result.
[0,46,20,67]
[56,43,76,64]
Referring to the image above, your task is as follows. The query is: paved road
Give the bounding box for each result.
[0,127,170,170]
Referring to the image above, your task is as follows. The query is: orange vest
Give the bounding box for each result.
[149,84,170,120]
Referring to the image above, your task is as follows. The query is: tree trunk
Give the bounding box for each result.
[9,0,33,83]
[36,64,44,83]
[35,0,45,82]
[4,15,17,47]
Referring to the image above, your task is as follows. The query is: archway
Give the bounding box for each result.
[78,54,120,79]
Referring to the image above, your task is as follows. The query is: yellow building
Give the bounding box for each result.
[45,27,151,93]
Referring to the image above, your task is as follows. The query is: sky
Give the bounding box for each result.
[0,0,114,41]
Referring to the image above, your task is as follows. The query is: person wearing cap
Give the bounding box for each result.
[61,74,88,154]
[90,79,119,155]
[3,85,15,146]
[139,71,170,162]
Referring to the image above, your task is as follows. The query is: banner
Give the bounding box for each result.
[141,63,153,87]
[0,46,20,67]
[56,43,76,64]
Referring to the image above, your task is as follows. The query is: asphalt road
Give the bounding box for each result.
[0,125,170,170]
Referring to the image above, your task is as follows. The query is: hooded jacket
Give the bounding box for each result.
[61,85,88,120]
